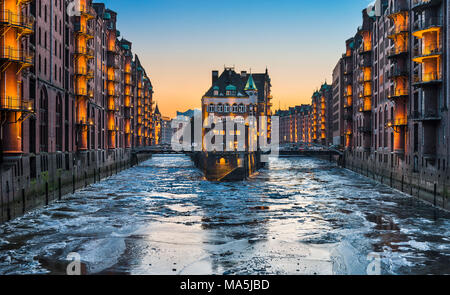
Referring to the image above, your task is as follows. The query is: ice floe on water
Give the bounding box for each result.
[0,156,449,275]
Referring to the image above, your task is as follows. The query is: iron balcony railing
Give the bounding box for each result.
[412,0,442,10]
[80,5,96,18]
[74,46,94,57]
[0,10,34,31]
[389,24,409,36]
[413,42,442,57]
[0,46,33,64]
[413,71,442,84]
[387,46,408,58]
[413,17,442,31]
[0,97,34,111]
[74,23,94,37]
[388,67,409,79]
[389,1,409,15]
[387,118,407,127]
[411,110,441,121]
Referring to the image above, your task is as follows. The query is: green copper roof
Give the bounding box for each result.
[244,74,257,91]
[225,84,236,91]
[213,85,219,90]
[103,12,111,20]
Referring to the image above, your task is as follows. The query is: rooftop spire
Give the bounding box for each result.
[244,74,258,91]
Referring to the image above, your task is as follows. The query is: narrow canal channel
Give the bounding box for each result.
[0,156,449,275]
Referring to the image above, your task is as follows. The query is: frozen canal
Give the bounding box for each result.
[0,156,449,275]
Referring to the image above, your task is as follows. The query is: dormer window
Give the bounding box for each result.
[213,86,219,96]
[225,84,236,96]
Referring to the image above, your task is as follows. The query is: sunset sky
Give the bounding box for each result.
[100,0,373,118]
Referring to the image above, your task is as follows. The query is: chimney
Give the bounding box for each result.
[212,71,219,84]
[241,71,247,78]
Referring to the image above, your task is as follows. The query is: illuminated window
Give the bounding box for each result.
[232,104,238,113]
[239,104,245,113]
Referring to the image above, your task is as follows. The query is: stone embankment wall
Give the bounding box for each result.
[341,153,449,211]
[0,150,152,223]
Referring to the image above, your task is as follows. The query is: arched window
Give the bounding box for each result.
[55,94,63,151]
[39,88,48,152]
[239,104,245,113]
[232,104,238,113]
[208,104,215,113]
[217,104,223,113]
[224,104,230,113]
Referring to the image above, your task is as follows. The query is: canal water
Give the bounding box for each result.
[0,156,449,275]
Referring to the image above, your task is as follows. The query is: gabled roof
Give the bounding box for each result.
[203,68,269,102]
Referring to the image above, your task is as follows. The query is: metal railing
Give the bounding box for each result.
[387,118,407,127]
[389,88,409,99]
[413,71,442,83]
[0,10,34,30]
[413,42,442,57]
[74,46,94,57]
[0,47,33,64]
[413,17,442,31]
[0,97,34,111]
[389,24,409,35]
[387,46,408,57]
[74,23,94,36]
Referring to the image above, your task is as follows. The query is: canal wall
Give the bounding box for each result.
[341,152,450,211]
[191,151,264,181]
[0,150,152,223]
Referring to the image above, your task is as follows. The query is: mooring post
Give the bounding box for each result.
[45,182,49,205]
[58,177,62,200]
[401,175,404,192]
[434,183,437,206]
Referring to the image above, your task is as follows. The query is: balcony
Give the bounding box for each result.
[74,46,94,58]
[412,43,442,62]
[107,102,119,112]
[80,5,96,19]
[0,97,34,112]
[388,1,409,16]
[388,24,409,38]
[387,118,408,128]
[107,74,119,83]
[0,10,34,33]
[411,110,441,121]
[75,88,88,97]
[0,47,33,65]
[388,66,409,79]
[359,103,372,113]
[388,89,409,100]
[387,46,408,59]
[107,89,118,97]
[74,23,94,38]
[76,118,94,127]
[412,0,442,11]
[412,17,442,38]
[413,71,442,86]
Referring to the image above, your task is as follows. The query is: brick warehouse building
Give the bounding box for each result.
[339,0,449,208]
[277,105,312,145]
[0,0,155,221]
